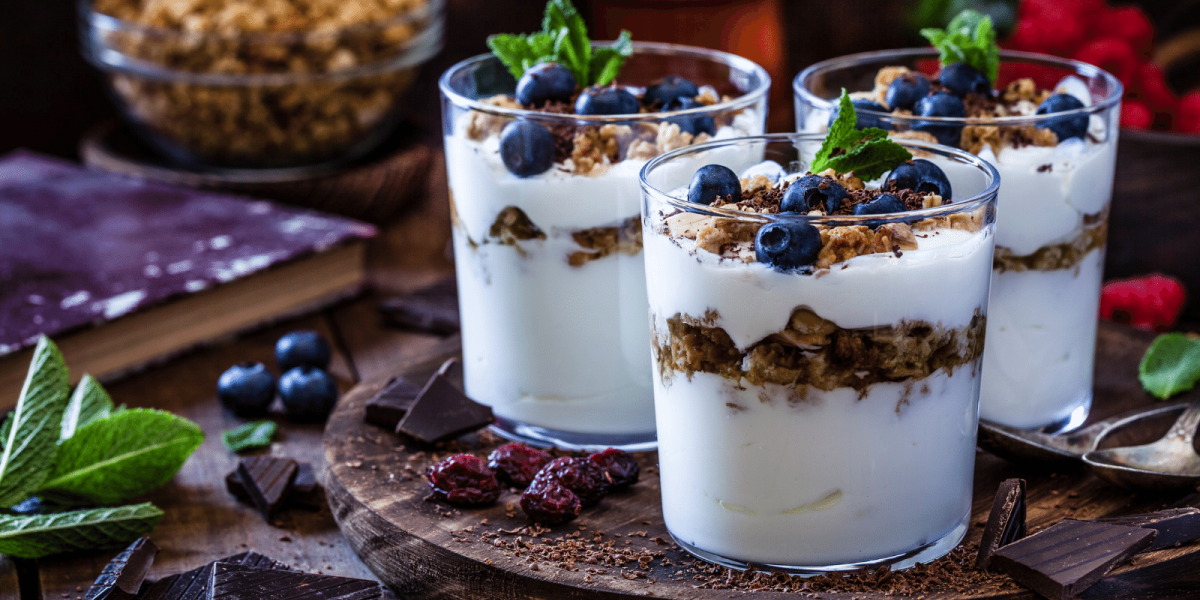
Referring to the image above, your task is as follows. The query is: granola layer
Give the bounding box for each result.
[992,213,1108,273]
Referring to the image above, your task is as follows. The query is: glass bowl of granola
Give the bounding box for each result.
[80,0,444,170]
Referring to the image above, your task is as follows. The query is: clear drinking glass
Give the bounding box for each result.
[640,133,999,572]
[794,49,1122,431]
[439,42,769,450]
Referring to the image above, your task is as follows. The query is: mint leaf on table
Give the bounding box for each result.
[1139,333,1200,400]
[0,503,162,559]
[60,374,113,440]
[920,9,999,84]
[0,336,71,507]
[37,409,203,506]
[486,0,633,86]
[811,91,913,181]
[222,420,277,453]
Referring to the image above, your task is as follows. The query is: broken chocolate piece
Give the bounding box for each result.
[378,278,459,335]
[236,456,298,520]
[86,537,158,600]
[364,376,423,429]
[395,359,493,444]
[135,552,288,600]
[992,520,1157,600]
[977,478,1027,570]
[209,563,382,600]
[1089,508,1200,551]
[227,461,321,510]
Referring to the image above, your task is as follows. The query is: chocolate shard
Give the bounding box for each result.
[992,520,1157,600]
[395,359,492,444]
[977,478,1027,570]
[1088,508,1200,551]
[86,537,159,600]
[236,456,298,521]
[209,563,382,600]
[136,552,289,600]
[378,278,459,335]
[227,462,321,510]
[364,376,423,429]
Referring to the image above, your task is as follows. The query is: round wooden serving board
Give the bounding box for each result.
[324,325,1200,600]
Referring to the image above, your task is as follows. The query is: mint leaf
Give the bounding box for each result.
[487,34,537,80]
[0,336,70,507]
[60,374,113,440]
[1139,334,1200,400]
[812,91,912,180]
[0,503,162,559]
[590,30,633,86]
[488,0,630,86]
[38,409,203,505]
[222,421,277,453]
[543,0,591,84]
[921,9,999,84]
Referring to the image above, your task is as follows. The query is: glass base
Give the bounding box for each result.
[1038,397,1092,434]
[489,418,657,452]
[670,515,969,576]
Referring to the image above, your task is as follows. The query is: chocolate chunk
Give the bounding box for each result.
[992,520,1157,600]
[378,278,459,335]
[227,461,321,510]
[1089,508,1200,550]
[209,563,382,600]
[977,478,1027,570]
[395,359,493,444]
[136,552,288,600]
[86,537,158,600]
[236,456,298,520]
[364,376,423,429]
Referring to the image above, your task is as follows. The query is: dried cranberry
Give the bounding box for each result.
[589,448,640,488]
[426,454,501,506]
[487,443,552,488]
[532,456,611,507]
[520,480,581,524]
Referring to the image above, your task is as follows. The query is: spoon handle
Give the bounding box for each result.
[1165,400,1200,445]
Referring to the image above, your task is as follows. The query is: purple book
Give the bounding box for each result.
[0,151,376,405]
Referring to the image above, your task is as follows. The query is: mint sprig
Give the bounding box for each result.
[0,336,70,507]
[811,91,913,181]
[1139,333,1200,400]
[0,503,162,559]
[920,9,999,84]
[60,374,113,440]
[486,0,633,86]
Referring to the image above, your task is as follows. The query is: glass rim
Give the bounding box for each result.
[792,48,1124,128]
[438,41,772,124]
[639,132,1001,227]
[79,0,444,85]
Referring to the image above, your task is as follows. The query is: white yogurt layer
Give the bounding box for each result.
[644,193,993,565]
[446,109,762,437]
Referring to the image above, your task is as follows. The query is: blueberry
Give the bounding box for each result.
[276,330,331,372]
[499,120,554,177]
[217,362,276,418]
[644,75,699,108]
[1035,93,1089,141]
[828,99,891,131]
[885,72,931,111]
[515,62,577,107]
[912,92,966,147]
[687,165,741,205]
[279,366,338,423]
[853,194,907,216]
[780,175,849,214]
[574,86,640,115]
[754,221,822,271]
[665,97,716,136]
[885,159,953,198]
[938,62,991,98]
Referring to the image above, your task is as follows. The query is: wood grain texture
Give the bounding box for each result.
[325,321,1200,600]
[0,557,19,600]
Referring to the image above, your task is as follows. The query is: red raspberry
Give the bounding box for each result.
[1073,38,1140,92]
[520,480,581,524]
[1121,101,1153,130]
[1095,6,1155,59]
[1178,92,1200,134]
[1011,6,1090,56]
[426,454,502,506]
[1131,63,1178,129]
[1099,274,1187,332]
[531,457,612,507]
[588,448,640,488]
[487,443,552,488]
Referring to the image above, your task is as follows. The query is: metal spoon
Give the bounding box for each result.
[1083,400,1200,489]
[977,401,1191,464]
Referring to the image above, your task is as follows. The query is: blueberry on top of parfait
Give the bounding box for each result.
[515,62,577,107]
[885,72,932,111]
[687,165,741,205]
[781,175,849,214]
[853,193,907,216]
[499,120,555,177]
[827,99,892,131]
[666,97,716,136]
[575,86,640,115]
[755,221,822,271]
[1035,93,1089,141]
[644,75,699,108]
[937,62,991,98]
[885,159,952,199]
[912,92,966,147]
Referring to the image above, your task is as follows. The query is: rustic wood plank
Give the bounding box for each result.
[0,557,20,600]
